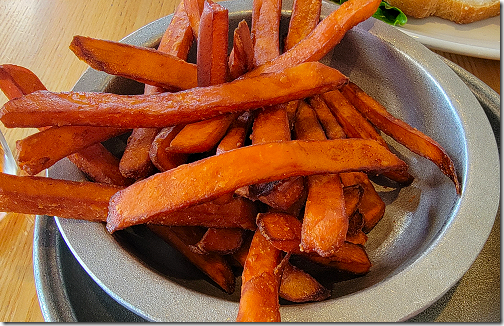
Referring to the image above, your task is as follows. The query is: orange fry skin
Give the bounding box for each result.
[306,242,371,274]
[246,0,381,77]
[0,64,46,99]
[284,0,322,51]
[236,230,283,322]
[106,139,408,232]
[15,125,128,176]
[279,262,331,302]
[149,125,188,172]
[69,35,198,91]
[341,82,461,194]
[183,0,205,39]
[228,20,255,80]
[0,62,348,129]
[256,212,303,253]
[190,227,244,255]
[0,172,121,222]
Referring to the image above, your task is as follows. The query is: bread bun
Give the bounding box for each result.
[386,0,500,24]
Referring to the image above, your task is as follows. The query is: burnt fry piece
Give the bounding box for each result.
[236,230,283,322]
[0,65,130,186]
[0,172,121,222]
[246,0,381,77]
[120,1,194,180]
[190,228,244,255]
[341,82,461,194]
[15,126,128,176]
[0,62,348,129]
[322,89,414,186]
[69,35,198,90]
[284,0,322,51]
[256,212,302,253]
[340,171,385,233]
[279,262,330,302]
[294,101,348,257]
[149,196,258,230]
[148,225,235,294]
[107,139,408,232]
[149,125,188,172]
[228,20,254,80]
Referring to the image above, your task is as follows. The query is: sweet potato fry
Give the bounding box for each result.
[341,82,461,194]
[228,20,254,80]
[147,225,235,294]
[149,196,258,230]
[250,103,291,144]
[284,0,322,51]
[346,211,368,245]
[306,242,371,274]
[119,1,194,180]
[322,89,415,186]
[256,212,302,253]
[190,227,244,255]
[0,62,348,129]
[251,0,282,66]
[216,112,252,155]
[245,0,381,77]
[107,138,408,232]
[183,0,205,38]
[148,125,188,172]
[0,64,131,186]
[294,101,348,257]
[308,95,346,140]
[0,64,46,99]
[0,172,121,222]
[236,230,283,322]
[67,144,134,187]
[253,176,306,211]
[340,171,385,233]
[15,126,128,176]
[343,184,363,217]
[279,262,331,302]
[69,35,198,90]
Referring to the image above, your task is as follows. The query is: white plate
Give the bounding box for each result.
[395,15,500,60]
[51,0,500,322]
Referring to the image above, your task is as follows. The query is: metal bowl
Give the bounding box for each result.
[47,0,500,321]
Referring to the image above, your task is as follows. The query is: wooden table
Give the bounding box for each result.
[0,0,500,322]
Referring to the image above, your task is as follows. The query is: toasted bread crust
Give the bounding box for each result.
[387,0,500,23]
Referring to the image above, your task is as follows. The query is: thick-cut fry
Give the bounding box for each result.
[119,127,160,179]
[256,212,302,253]
[340,171,385,233]
[149,125,188,172]
[343,184,363,217]
[236,230,283,322]
[346,211,368,245]
[322,89,415,186]
[190,227,244,254]
[15,126,128,176]
[250,103,291,144]
[149,196,258,230]
[183,0,205,38]
[306,242,371,274]
[279,262,331,302]
[1,62,348,129]
[148,225,235,294]
[0,172,121,222]
[69,35,198,91]
[0,64,131,186]
[228,20,255,80]
[253,176,306,211]
[0,64,46,99]
[245,0,381,77]
[294,101,348,257]
[107,139,408,232]
[308,95,346,140]
[251,0,282,66]
[341,82,461,194]
[119,1,194,180]
[67,145,134,187]
[284,0,322,51]
[216,112,252,155]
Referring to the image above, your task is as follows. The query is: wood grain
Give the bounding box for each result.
[0,0,499,322]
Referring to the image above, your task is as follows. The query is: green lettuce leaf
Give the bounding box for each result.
[334,0,407,26]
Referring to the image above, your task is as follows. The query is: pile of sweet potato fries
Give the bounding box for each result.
[0,0,460,321]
